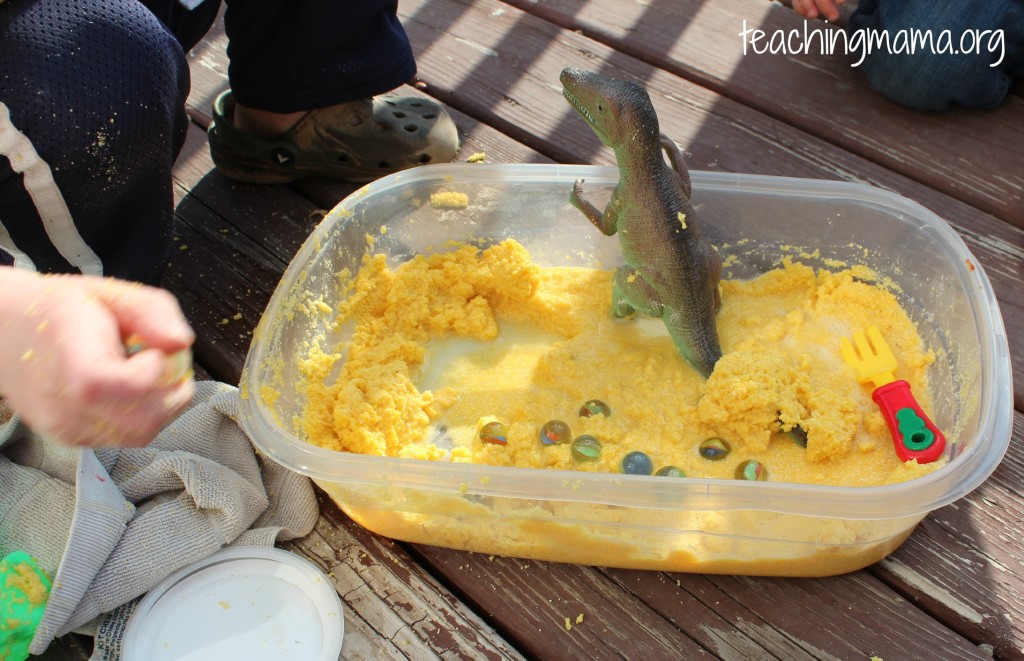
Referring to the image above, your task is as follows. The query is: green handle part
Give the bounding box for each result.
[1,551,52,661]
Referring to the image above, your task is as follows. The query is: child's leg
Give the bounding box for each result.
[848,0,1024,110]
[222,0,418,112]
[0,0,192,284]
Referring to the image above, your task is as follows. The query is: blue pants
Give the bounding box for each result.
[0,0,415,283]
[849,0,1024,110]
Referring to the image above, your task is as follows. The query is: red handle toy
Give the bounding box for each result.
[871,380,946,463]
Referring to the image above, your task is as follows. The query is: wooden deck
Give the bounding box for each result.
[47,1,1024,659]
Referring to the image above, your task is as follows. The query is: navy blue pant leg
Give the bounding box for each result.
[849,0,1024,110]
[222,0,417,112]
[0,0,192,284]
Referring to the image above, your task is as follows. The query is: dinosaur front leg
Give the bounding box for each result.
[612,266,664,319]
[570,178,618,236]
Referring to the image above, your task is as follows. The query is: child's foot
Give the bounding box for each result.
[207,91,460,184]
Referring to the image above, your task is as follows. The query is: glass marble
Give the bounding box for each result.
[698,438,731,461]
[578,399,611,418]
[478,421,508,446]
[655,466,686,478]
[539,420,571,446]
[571,435,603,461]
[735,460,768,481]
[621,451,654,475]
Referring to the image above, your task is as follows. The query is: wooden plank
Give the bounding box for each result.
[180,4,1023,401]
[503,0,1024,228]
[870,409,1024,659]
[38,635,91,660]
[603,569,992,660]
[164,132,301,380]
[406,544,717,659]
[408,539,989,659]
[396,0,1024,410]
[286,494,526,660]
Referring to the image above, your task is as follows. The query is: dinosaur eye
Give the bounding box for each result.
[597,104,603,111]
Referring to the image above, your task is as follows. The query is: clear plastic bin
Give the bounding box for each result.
[239,164,1012,576]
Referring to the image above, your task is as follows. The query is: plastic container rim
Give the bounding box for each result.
[239,163,1012,522]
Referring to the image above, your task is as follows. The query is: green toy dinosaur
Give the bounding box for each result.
[561,67,723,377]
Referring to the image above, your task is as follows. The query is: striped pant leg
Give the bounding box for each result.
[0,0,192,284]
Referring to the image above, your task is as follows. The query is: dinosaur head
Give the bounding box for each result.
[560,67,660,149]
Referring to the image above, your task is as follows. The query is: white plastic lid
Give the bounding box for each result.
[121,546,344,660]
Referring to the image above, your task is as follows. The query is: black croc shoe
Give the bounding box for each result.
[208,91,460,184]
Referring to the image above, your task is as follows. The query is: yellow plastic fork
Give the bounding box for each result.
[839,326,945,464]
[839,326,897,389]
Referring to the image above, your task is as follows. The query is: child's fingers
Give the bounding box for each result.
[792,0,818,19]
[48,347,194,448]
[792,0,841,21]
[815,0,841,21]
[89,278,195,353]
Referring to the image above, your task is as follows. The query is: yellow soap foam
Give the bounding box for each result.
[299,240,941,488]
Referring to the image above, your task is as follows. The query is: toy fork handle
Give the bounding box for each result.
[872,380,946,464]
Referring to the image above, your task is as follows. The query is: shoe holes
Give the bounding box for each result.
[419,154,432,163]
[385,100,396,106]
[393,111,407,118]
[404,124,419,133]
[410,102,423,107]
[423,114,437,120]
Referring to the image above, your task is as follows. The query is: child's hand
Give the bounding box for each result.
[791,0,845,22]
[0,268,195,448]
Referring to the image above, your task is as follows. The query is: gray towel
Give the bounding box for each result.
[0,381,319,658]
